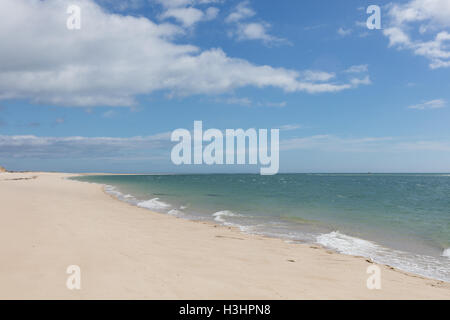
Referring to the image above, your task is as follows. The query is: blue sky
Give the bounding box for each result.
[1,0,450,173]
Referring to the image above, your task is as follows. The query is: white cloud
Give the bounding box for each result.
[344,64,369,73]
[408,99,446,110]
[155,0,221,27]
[225,1,286,45]
[0,0,369,108]
[388,0,450,27]
[235,22,284,44]
[279,124,301,131]
[337,27,352,36]
[160,7,206,27]
[384,27,411,47]
[384,0,450,68]
[225,1,255,23]
[350,76,371,86]
[301,70,336,82]
[204,7,220,20]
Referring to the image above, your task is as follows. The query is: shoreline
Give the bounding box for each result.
[83,173,450,283]
[91,178,450,286]
[0,171,449,299]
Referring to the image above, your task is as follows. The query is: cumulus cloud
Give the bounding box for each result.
[0,0,369,108]
[225,1,286,45]
[155,0,220,27]
[387,0,450,27]
[225,1,255,23]
[383,0,450,68]
[159,6,219,27]
[204,7,220,20]
[408,99,446,110]
[160,7,205,27]
[235,22,279,43]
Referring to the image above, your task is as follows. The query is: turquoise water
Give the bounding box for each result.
[73,174,450,282]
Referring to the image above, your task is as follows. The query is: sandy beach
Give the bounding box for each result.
[0,171,448,300]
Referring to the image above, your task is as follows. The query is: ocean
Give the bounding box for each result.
[72,173,450,282]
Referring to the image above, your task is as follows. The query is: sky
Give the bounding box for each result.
[1,0,450,173]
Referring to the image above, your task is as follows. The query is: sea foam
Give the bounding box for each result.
[442,248,450,258]
[168,209,183,216]
[212,210,251,232]
[316,231,379,259]
[212,210,238,223]
[137,198,171,210]
[317,231,450,282]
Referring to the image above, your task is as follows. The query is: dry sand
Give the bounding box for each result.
[0,172,448,299]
